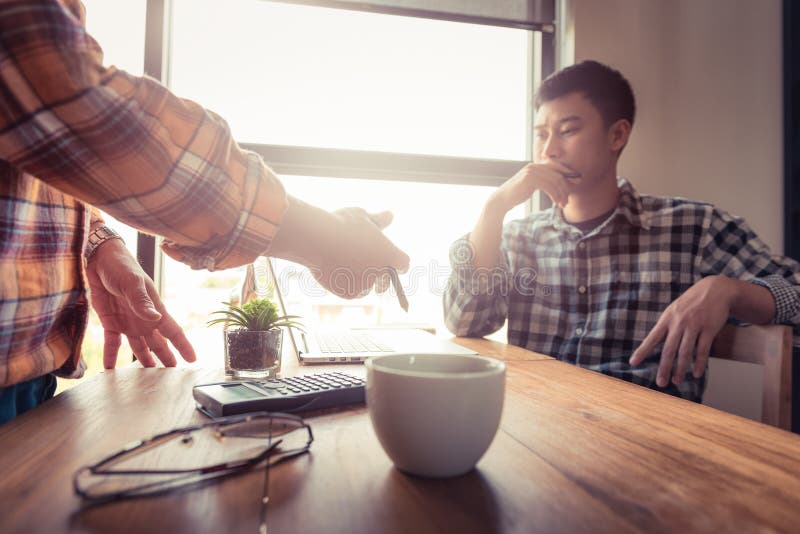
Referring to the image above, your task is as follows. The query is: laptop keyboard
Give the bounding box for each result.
[314,332,394,354]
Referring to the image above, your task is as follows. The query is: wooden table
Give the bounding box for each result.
[1,338,800,533]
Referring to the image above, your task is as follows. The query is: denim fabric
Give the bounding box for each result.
[0,373,57,425]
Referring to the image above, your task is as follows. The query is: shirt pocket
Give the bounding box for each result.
[603,270,691,342]
[635,271,687,304]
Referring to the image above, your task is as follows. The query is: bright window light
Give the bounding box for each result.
[171,0,530,160]
[82,0,146,75]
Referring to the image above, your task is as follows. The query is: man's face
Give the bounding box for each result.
[533,91,624,190]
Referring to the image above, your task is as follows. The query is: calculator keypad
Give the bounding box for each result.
[250,372,364,397]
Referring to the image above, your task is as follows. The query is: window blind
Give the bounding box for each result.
[267,0,556,30]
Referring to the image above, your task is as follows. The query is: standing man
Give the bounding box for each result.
[444,60,799,401]
[0,0,408,423]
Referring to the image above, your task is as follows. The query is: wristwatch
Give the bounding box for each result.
[85,225,124,261]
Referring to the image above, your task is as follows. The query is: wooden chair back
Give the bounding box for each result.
[710,324,793,430]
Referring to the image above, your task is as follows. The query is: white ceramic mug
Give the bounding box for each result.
[365,353,506,478]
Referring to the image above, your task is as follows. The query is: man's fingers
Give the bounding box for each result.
[657,329,682,388]
[361,270,378,297]
[394,251,410,274]
[693,331,714,378]
[103,330,122,369]
[145,331,177,367]
[630,323,666,366]
[375,270,391,294]
[367,211,409,273]
[368,211,393,230]
[539,177,570,208]
[538,181,562,205]
[545,191,568,208]
[157,316,197,363]
[673,329,698,386]
[128,336,155,367]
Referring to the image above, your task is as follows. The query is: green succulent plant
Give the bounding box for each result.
[207,298,303,332]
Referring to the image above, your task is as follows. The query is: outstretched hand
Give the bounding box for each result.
[86,238,196,368]
[269,197,410,300]
[311,207,410,298]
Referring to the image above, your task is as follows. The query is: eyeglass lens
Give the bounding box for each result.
[75,416,309,501]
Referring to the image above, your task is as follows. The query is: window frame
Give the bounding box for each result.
[138,0,557,285]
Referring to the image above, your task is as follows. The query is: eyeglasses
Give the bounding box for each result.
[73,412,313,532]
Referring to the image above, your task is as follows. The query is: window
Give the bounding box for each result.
[170,0,530,160]
[72,0,556,370]
[83,0,146,75]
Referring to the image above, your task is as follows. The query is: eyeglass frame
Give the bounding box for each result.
[72,411,314,506]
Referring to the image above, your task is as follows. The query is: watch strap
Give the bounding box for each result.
[85,225,123,261]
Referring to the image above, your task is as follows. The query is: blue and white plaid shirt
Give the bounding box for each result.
[444,178,800,402]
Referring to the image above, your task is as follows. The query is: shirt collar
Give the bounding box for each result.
[614,177,651,230]
[547,176,651,232]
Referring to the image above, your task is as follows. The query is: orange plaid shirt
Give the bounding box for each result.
[0,0,288,386]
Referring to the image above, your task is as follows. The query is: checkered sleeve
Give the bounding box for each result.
[443,235,510,337]
[0,1,287,271]
[698,208,800,325]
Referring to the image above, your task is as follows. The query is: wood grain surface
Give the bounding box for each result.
[1,343,798,533]
[451,336,554,362]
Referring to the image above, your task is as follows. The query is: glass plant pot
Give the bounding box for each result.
[224,328,283,379]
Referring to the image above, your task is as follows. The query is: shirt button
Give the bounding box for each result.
[578,285,587,294]
[578,242,586,250]
[575,327,584,336]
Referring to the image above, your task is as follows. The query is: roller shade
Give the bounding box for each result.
[268,0,556,30]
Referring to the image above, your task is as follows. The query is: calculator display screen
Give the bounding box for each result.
[228,385,263,399]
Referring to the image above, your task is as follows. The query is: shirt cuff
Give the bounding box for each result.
[750,275,800,324]
[449,236,510,295]
[89,206,106,228]
[160,152,288,271]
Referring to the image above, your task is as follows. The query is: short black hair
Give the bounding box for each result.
[534,60,636,128]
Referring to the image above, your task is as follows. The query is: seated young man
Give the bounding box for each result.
[443,60,800,402]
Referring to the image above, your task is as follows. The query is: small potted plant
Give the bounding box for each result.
[208,298,302,379]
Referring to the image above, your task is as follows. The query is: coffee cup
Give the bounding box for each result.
[365,353,505,478]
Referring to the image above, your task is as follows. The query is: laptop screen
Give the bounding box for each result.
[265,258,304,356]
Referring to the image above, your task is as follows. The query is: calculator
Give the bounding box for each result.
[193,371,366,418]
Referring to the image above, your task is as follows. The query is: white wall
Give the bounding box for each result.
[568,0,783,251]
[563,0,783,421]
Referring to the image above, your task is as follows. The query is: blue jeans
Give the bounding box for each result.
[0,374,57,425]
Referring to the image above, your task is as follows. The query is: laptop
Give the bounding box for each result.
[266,259,477,364]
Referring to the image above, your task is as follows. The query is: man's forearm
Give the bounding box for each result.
[469,197,509,270]
[718,276,777,324]
[268,196,331,268]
